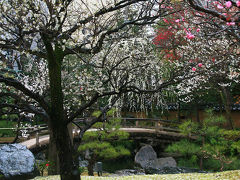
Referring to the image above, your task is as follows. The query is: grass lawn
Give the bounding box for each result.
[32,170,240,180]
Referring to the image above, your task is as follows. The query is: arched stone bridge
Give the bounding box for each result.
[20,118,194,149]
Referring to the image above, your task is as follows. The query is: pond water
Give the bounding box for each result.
[102,156,135,173]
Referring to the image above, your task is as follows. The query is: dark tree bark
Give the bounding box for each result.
[177,100,181,122]
[50,121,79,179]
[42,35,80,179]
[222,88,234,129]
[48,130,60,175]
[87,155,96,176]
[195,101,200,123]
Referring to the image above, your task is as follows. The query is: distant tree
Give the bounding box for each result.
[78,109,130,176]
[187,0,240,41]
[153,2,240,127]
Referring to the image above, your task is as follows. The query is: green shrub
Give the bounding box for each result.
[78,167,86,175]
[178,156,199,168]
[220,157,240,171]
[166,139,200,156]
[0,120,17,137]
[203,159,221,171]
[165,109,240,171]
[35,160,55,176]
[78,110,131,175]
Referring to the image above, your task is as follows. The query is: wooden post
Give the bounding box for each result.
[135,120,139,127]
[123,118,127,127]
[36,131,39,147]
[155,121,162,131]
[155,121,158,128]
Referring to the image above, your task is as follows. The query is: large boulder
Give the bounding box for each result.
[134,145,157,168]
[148,157,177,169]
[0,144,38,180]
[134,145,177,173]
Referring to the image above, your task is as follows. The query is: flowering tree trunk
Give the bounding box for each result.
[42,37,80,179]
[48,132,60,175]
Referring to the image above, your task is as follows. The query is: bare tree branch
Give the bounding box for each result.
[0,75,50,113]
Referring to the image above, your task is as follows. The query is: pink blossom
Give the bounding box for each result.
[192,67,196,71]
[182,18,185,21]
[198,63,203,67]
[237,1,240,7]
[175,19,180,23]
[217,4,224,9]
[168,26,172,29]
[163,18,168,23]
[186,32,195,40]
[226,22,235,26]
[196,28,200,32]
[161,4,166,8]
[225,1,232,8]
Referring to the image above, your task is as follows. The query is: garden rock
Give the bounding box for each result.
[0,144,38,180]
[79,160,88,168]
[35,152,46,161]
[148,157,177,169]
[135,145,157,168]
[78,156,88,168]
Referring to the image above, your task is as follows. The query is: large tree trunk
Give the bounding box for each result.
[48,130,60,175]
[48,124,73,175]
[49,121,80,180]
[177,101,181,122]
[195,101,200,123]
[43,38,80,180]
[220,88,234,129]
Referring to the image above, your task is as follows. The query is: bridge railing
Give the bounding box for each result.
[1,117,181,145]
[120,118,180,132]
[0,124,48,146]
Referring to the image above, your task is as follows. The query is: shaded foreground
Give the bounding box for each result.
[33,170,240,180]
